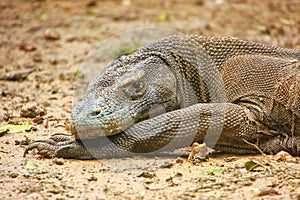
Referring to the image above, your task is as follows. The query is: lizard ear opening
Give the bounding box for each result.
[123,80,146,101]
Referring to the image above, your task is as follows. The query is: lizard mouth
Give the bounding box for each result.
[72,124,129,140]
[72,125,123,140]
[71,116,134,139]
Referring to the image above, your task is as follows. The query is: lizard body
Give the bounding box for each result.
[24,35,300,159]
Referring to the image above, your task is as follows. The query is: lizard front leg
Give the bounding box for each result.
[118,102,260,154]
[24,102,299,159]
[24,134,95,159]
[111,102,299,156]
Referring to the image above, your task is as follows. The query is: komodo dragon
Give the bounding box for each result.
[24,35,300,159]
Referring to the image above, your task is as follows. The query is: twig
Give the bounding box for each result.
[242,139,267,157]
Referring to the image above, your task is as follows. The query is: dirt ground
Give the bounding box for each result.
[0,0,300,199]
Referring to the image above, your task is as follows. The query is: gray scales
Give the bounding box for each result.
[24,35,300,159]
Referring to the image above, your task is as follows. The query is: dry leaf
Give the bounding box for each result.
[188,142,209,161]
[274,151,294,162]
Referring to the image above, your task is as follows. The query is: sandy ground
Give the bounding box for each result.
[0,0,300,199]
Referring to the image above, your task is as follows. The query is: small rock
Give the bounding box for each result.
[19,44,37,52]
[144,180,154,184]
[32,53,42,62]
[243,181,253,186]
[47,186,61,194]
[49,59,58,65]
[159,161,174,168]
[87,175,98,181]
[175,158,184,164]
[86,0,97,7]
[33,116,43,124]
[66,194,75,198]
[53,158,64,165]
[0,68,35,81]
[137,172,156,179]
[44,29,61,40]
[257,188,280,197]
[15,136,31,145]
[20,102,46,118]
[9,172,19,178]
[59,73,66,81]
[166,172,183,186]
[224,157,238,162]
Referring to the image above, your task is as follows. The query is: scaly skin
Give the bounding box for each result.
[24,35,300,159]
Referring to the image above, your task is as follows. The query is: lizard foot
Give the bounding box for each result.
[23,134,95,159]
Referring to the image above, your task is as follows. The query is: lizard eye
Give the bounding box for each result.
[132,81,144,90]
[123,81,146,100]
[91,108,101,117]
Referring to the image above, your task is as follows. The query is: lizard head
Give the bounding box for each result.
[71,53,180,139]
[71,35,208,143]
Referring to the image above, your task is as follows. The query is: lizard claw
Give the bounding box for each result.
[24,134,95,159]
[23,134,76,158]
[24,141,58,158]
